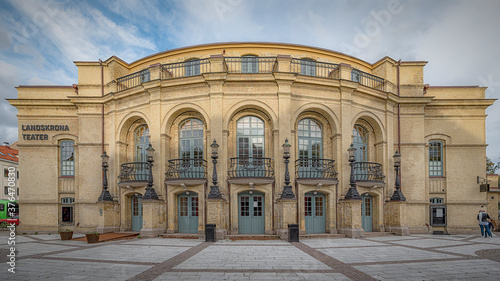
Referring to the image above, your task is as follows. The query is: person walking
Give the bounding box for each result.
[477,209,492,238]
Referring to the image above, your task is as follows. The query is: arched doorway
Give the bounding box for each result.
[178,192,199,233]
[361,193,373,232]
[131,194,143,231]
[304,191,326,233]
[238,191,265,234]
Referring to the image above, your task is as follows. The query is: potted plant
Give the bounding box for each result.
[59,229,73,240]
[85,231,100,243]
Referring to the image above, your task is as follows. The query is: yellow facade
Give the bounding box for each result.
[8,42,496,237]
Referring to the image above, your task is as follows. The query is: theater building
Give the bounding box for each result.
[8,42,495,238]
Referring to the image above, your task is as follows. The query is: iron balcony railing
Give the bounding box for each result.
[228,157,274,179]
[161,58,210,79]
[295,158,338,180]
[224,57,277,73]
[353,162,385,182]
[116,69,150,91]
[165,158,207,180]
[118,162,150,183]
[114,57,387,92]
[351,69,384,91]
[291,58,340,79]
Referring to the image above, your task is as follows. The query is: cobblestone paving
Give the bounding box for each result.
[1,232,499,280]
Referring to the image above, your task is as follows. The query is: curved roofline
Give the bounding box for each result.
[124,42,378,68]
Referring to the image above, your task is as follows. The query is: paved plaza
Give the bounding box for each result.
[1,232,500,280]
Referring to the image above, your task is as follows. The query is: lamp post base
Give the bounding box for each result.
[98,190,113,202]
[207,185,222,199]
[280,186,295,199]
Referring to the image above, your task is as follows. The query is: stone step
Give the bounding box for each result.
[226,234,280,241]
[159,233,201,239]
[72,232,139,242]
[300,233,346,239]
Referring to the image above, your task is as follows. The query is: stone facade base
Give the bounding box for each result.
[97,201,120,234]
[385,226,410,236]
[96,226,120,234]
[340,228,365,238]
[140,199,166,237]
[140,227,165,238]
[384,200,409,236]
[339,199,364,238]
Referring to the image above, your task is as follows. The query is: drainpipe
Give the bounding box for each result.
[397,59,401,154]
[99,59,105,154]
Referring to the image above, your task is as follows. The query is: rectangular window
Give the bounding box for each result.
[4,168,7,177]
[185,60,200,76]
[61,197,74,223]
[60,140,75,176]
[4,186,8,195]
[300,60,316,76]
[430,205,446,226]
[429,141,443,177]
[242,56,258,73]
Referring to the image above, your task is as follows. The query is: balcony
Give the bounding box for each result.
[295,158,338,185]
[116,69,150,91]
[291,58,340,79]
[227,157,274,185]
[353,162,385,187]
[161,58,211,80]
[351,69,384,91]
[113,56,386,93]
[165,158,207,186]
[224,57,277,73]
[117,162,150,188]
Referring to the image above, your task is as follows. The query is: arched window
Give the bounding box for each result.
[179,119,204,160]
[353,125,368,162]
[237,116,264,158]
[242,55,258,73]
[298,118,322,159]
[60,140,75,176]
[135,125,149,162]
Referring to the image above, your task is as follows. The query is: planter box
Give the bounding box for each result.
[60,232,73,240]
[85,234,99,243]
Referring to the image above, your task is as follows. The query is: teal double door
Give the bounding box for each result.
[131,194,143,231]
[178,192,199,233]
[361,193,373,232]
[238,191,265,234]
[304,192,326,233]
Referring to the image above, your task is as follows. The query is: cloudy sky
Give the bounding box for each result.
[0,0,499,164]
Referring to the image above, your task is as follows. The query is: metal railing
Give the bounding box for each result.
[165,158,207,180]
[351,69,384,91]
[295,158,337,180]
[224,57,277,73]
[118,162,150,183]
[291,58,340,79]
[161,58,210,79]
[116,69,150,91]
[353,162,385,182]
[228,157,274,179]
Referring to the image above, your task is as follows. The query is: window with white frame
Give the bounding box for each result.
[429,141,443,177]
[60,140,75,176]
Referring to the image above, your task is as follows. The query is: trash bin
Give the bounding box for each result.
[288,224,299,242]
[205,224,216,242]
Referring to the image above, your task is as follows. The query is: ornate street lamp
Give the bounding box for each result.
[208,139,222,199]
[390,150,406,201]
[143,143,159,200]
[281,138,295,199]
[344,143,361,199]
[98,151,113,201]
